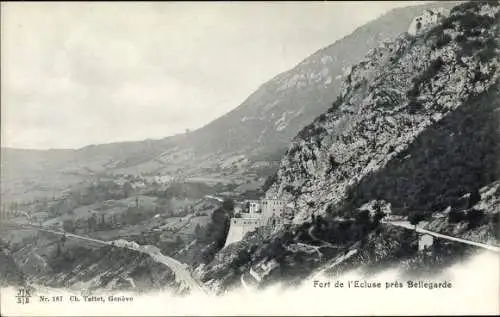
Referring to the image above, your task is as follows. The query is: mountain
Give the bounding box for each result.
[1,2,459,203]
[144,1,461,173]
[269,0,499,223]
[196,0,500,292]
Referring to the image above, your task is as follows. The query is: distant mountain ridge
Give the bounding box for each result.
[176,1,461,159]
[1,2,460,202]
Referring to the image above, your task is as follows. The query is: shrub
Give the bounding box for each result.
[409,212,426,227]
[262,173,278,192]
[448,210,466,223]
[325,203,335,215]
[407,85,419,99]
[461,38,487,56]
[450,2,467,14]
[435,33,452,49]
[455,34,466,43]
[466,209,485,229]
[423,57,444,81]
[355,209,371,226]
[328,155,340,171]
[372,208,386,227]
[408,99,423,114]
[314,137,322,148]
[283,185,294,193]
[327,95,344,113]
[297,123,315,139]
[477,38,497,62]
[460,12,496,34]
[492,213,500,239]
[468,189,481,208]
[297,124,327,140]
[406,57,444,106]
[222,199,235,212]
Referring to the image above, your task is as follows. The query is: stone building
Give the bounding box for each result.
[248,200,261,214]
[281,206,295,225]
[261,198,286,221]
[224,196,287,247]
[408,8,446,36]
[418,233,434,251]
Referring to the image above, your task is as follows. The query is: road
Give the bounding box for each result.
[307,225,343,249]
[148,250,208,294]
[8,222,211,295]
[35,226,112,245]
[384,220,500,253]
[311,249,358,280]
[240,273,252,291]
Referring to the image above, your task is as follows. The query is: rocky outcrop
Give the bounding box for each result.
[0,239,26,287]
[423,180,500,246]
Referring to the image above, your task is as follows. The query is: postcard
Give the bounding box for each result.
[1,1,499,316]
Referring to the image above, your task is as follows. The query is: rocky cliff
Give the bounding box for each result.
[270,0,499,223]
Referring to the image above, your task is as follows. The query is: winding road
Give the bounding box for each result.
[3,193,227,295]
[6,222,211,295]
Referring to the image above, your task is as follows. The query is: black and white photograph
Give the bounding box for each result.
[1,1,499,315]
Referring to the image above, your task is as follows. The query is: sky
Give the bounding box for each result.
[1,1,430,150]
